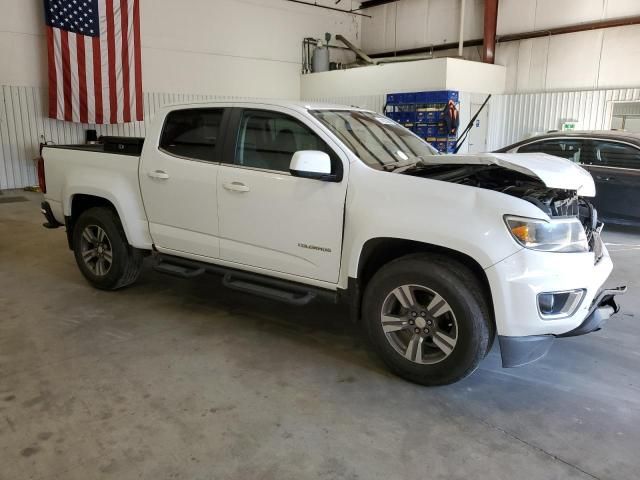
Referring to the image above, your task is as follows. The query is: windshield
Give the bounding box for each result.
[310,109,439,170]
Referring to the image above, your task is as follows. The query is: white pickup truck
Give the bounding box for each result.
[39,100,625,385]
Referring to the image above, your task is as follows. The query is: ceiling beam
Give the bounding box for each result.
[284,0,371,17]
[357,0,399,10]
[367,14,640,59]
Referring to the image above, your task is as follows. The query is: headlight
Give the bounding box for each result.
[504,216,589,253]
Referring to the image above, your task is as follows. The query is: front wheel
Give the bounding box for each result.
[72,207,143,290]
[362,254,492,386]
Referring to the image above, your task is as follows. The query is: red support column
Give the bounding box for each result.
[483,0,499,64]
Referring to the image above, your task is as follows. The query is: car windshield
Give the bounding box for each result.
[310,109,439,170]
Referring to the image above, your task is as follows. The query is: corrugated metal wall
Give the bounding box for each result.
[4,86,640,189]
[0,85,244,190]
[487,88,640,151]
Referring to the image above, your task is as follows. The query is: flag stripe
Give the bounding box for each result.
[133,0,142,121]
[46,27,57,119]
[113,3,123,123]
[98,0,111,124]
[120,0,131,123]
[68,32,80,123]
[85,38,95,123]
[76,34,88,123]
[126,0,135,123]
[92,36,103,124]
[106,0,118,124]
[53,28,64,121]
[60,30,73,122]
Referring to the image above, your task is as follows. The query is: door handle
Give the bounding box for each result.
[148,170,169,180]
[223,181,250,193]
[596,175,613,181]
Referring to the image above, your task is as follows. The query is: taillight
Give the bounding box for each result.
[37,156,47,194]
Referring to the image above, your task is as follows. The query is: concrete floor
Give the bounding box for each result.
[1,190,639,480]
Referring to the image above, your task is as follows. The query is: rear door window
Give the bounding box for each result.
[160,108,225,161]
[590,141,640,169]
[518,139,585,163]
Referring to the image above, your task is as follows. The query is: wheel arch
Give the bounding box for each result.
[349,237,495,328]
[65,194,121,249]
[63,187,152,251]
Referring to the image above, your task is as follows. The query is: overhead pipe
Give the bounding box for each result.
[367,14,640,59]
[336,34,378,65]
[376,54,433,63]
[458,0,466,57]
[497,15,640,42]
[303,38,352,51]
[482,0,499,63]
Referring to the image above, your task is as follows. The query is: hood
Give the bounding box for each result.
[430,152,596,196]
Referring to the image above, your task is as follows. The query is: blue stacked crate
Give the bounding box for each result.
[386,90,459,153]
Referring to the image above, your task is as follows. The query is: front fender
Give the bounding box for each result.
[339,162,542,285]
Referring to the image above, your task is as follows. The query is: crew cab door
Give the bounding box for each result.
[217,107,348,283]
[139,107,228,258]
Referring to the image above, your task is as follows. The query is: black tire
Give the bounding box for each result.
[362,254,493,386]
[72,207,143,290]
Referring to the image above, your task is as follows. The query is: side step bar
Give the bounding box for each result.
[223,273,316,306]
[153,254,336,306]
[153,261,205,279]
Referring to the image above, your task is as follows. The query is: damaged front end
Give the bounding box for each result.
[404,160,627,366]
[408,163,605,260]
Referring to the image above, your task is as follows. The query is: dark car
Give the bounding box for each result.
[496,131,640,226]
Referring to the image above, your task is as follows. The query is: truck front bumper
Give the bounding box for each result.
[485,240,627,367]
[497,286,626,367]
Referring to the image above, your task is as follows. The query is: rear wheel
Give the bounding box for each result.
[363,254,492,386]
[72,207,143,290]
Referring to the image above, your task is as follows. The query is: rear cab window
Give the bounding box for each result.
[160,108,225,161]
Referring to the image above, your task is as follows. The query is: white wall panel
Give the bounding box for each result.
[0,0,361,99]
[0,85,245,190]
[301,58,505,99]
[487,88,640,151]
[361,0,640,95]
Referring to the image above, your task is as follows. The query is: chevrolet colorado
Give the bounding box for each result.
[38,101,625,385]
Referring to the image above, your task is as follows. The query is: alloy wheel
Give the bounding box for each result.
[79,225,113,277]
[380,284,458,364]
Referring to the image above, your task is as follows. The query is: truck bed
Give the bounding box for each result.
[45,136,145,157]
[42,136,149,248]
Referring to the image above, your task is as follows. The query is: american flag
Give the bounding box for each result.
[44,0,143,124]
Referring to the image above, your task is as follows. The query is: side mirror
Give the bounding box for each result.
[289,151,336,181]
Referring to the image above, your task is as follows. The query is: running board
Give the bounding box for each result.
[153,261,205,278]
[222,273,316,306]
[153,254,337,306]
